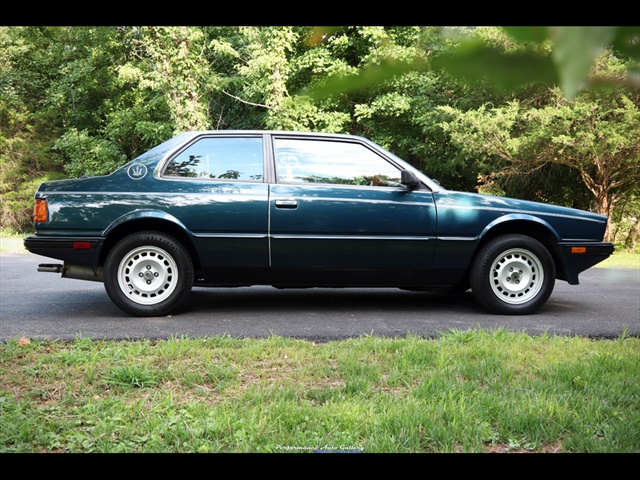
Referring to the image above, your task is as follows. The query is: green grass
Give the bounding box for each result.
[1,330,638,453]
[598,250,640,269]
[0,236,25,253]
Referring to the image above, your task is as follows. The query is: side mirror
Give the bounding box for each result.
[401,169,420,190]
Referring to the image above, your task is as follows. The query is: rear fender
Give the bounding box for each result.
[100,210,200,270]
[102,210,190,237]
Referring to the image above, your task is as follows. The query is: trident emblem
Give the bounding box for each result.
[127,163,148,180]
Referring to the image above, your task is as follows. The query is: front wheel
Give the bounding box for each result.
[104,231,194,317]
[469,234,556,315]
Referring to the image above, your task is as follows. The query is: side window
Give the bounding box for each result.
[164,137,263,181]
[274,138,402,187]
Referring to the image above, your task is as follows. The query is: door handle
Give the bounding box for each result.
[275,200,298,209]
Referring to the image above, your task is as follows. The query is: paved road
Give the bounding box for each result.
[1,253,638,342]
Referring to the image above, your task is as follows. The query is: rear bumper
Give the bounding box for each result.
[558,241,615,284]
[24,235,104,271]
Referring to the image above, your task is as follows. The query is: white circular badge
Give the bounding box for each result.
[127,163,148,180]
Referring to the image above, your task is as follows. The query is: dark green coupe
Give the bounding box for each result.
[24,131,614,317]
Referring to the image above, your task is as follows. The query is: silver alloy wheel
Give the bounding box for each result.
[489,247,544,305]
[117,245,179,305]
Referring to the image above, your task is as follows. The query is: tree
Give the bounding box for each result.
[209,26,353,132]
[125,27,215,133]
[305,26,640,211]
[438,78,640,241]
[1,26,69,231]
[48,26,173,177]
[2,25,638,245]
[308,26,639,101]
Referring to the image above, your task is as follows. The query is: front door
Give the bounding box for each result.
[268,136,436,271]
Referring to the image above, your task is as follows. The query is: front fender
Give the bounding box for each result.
[478,213,562,242]
[477,214,597,283]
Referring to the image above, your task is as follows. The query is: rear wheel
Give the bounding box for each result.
[469,234,555,315]
[104,231,193,317]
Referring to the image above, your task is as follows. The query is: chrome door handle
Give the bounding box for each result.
[275,200,298,209]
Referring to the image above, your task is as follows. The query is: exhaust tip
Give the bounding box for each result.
[37,263,63,273]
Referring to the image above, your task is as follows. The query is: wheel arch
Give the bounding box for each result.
[99,212,201,271]
[473,216,566,281]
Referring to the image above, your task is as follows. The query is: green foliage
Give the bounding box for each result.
[1,25,639,246]
[310,27,638,100]
[128,27,215,133]
[0,172,66,233]
[53,129,128,177]
[438,75,640,242]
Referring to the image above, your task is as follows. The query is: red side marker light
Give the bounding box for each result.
[73,242,91,249]
[571,247,587,254]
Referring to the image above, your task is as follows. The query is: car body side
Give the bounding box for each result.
[25,131,612,288]
[24,131,614,315]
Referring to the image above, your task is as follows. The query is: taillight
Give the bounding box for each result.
[34,198,48,223]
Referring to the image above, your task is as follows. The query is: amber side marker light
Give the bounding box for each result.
[571,247,587,254]
[33,198,48,223]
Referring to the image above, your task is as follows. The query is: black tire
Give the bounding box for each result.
[104,231,194,317]
[469,234,555,315]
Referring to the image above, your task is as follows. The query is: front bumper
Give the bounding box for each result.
[558,241,615,284]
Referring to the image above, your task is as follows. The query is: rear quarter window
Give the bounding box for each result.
[163,137,264,181]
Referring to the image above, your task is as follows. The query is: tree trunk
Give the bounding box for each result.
[626,216,640,251]
[593,190,614,242]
